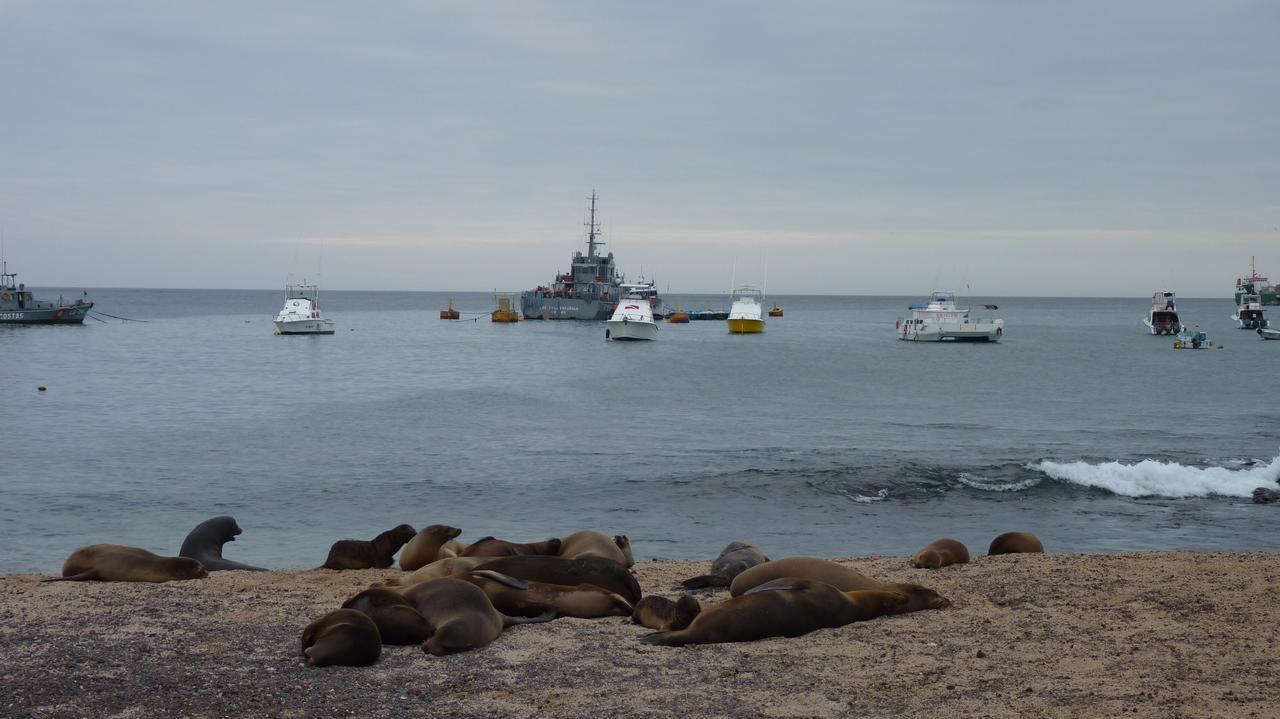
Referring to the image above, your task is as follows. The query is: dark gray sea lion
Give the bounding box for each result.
[460,569,634,619]
[301,609,382,667]
[320,524,417,570]
[178,516,267,571]
[401,577,555,655]
[399,525,464,571]
[1254,487,1280,504]
[987,532,1045,555]
[681,541,769,588]
[46,544,208,583]
[632,595,702,631]
[558,530,635,567]
[729,557,950,613]
[912,538,970,569]
[641,579,908,646]
[341,588,432,644]
[460,536,562,558]
[474,555,642,604]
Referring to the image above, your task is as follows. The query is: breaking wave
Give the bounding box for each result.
[1031,454,1280,498]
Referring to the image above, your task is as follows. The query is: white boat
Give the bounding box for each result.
[896,291,1003,342]
[273,283,335,335]
[1143,290,1181,335]
[1232,293,1269,330]
[605,294,658,341]
[726,286,765,334]
[1258,327,1280,340]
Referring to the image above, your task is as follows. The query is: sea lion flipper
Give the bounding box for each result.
[679,573,728,589]
[640,631,682,646]
[744,578,811,594]
[470,570,528,590]
[501,609,557,626]
[43,570,99,583]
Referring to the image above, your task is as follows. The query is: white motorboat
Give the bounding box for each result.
[1232,293,1269,330]
[605,294,658,341]
[273,282,335,335]
[726,286,765,334]
[1143,290,1181,335]
[1258,327,1280,340]
[896,292,1003,342]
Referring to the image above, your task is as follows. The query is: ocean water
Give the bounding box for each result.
[2,289,1278,573]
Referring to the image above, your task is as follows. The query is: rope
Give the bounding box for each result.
[89,311,150,323]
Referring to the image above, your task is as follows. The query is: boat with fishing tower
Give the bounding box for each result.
[0,260,93,325]
[897,291,1003,342]
[727,286,766,334]
[1143,290,1181,335]
[273,282,334,335]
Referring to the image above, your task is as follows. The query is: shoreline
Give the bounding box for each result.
[3,551,1278,717]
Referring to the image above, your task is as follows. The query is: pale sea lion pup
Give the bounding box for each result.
[438,538,469,559]
[383,556,492,589]
[401,577,554,655]
[476,555,643,604]
[558,530,635,567]
[320,524,417,570]
[461,570,634,619]
[912,538,970,569]
[632,595,701,631]
[641,579,908,646]
[46,545,208,583]
[399,525,463,571]
[341,588,432,644]
[301,609,382,667]
[681,541,768,588]
[460,536,562,558]
[729,557,950,612]
[178,516,267,571]
[988,532,1045,555]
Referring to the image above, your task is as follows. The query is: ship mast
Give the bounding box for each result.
[585,191,603,258]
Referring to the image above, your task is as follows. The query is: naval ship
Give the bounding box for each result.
[522,193,661,320]
[0,260,93,324]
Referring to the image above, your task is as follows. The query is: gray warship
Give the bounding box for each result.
[0,260,93,324]
[522,193,661,320]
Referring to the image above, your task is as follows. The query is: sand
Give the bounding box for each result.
[2,552,1278,718]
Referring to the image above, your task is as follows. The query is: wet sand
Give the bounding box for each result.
[2,552,1278,718]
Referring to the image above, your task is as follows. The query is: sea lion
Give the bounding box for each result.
[383,556,492,589]
[401,577,554,655]
[178,516,267,571]
[460,536,562,558]
[341,588,432,644]
[300,609,382,667]
[632,595,702,631]
[729,557,950,612]
[398,525,463,571]
[475,555,643,604]
[641,579,908,646]
[320,524,417,570]
[912,538,970,569]
[681,541,769,588]
[988,532,1045,555]
[438,539,469,558]
[558,530,635,567]
[47,544,208,583]
[460,570,634,619]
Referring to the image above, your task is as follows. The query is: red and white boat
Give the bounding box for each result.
[605,293,658,341]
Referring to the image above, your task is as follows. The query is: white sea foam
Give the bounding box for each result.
[1032,454,1280,498]
[956,472,1042,493]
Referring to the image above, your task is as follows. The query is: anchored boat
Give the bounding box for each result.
[605,294,658,341]
[1143,291,1182,335]
[0,260,93,325]
[1232,293,1268,330]
[727,286,765,334]
[491,293,521,323]
[896,292,1003,342]
[1173,327,1212,349]
[273,283,334,335]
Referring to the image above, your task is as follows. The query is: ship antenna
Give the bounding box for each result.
[585,190,602,258]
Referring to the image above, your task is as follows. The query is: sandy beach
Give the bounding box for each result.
[2,552,1278,718]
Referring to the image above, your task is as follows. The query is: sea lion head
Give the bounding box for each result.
[391,524,417,542]
[896,583,950,611]
[912,549,942,569]
[425,524,463,540]
[614,535,635,566]
[174,557,209,580]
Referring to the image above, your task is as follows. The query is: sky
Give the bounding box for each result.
[1,1,1277,296]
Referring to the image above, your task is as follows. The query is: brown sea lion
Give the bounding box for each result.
[401,577,554,655]
[383,556,492,589]
[558,530,635,567]
[460,570,634,619]
[681,541,769,588]
[729,557,950,612]
[438,538,469,558]
[632,595,702,631]
[988,532,1045,555]
[46,544,208,583]
[320,524,417,570]
[641,579,908,646]
[460,536,562,558]
[341,588,432,644]
[398,525,463,571]
[474,555,642,604]
[178,516,267,571]
[301,609,382,667]
[912,538,971,569]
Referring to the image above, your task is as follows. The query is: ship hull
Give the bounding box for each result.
[521,293,612,320]
[727,318,766,334]
[606,319,658,341]
[274,319,334,335]
[0,303,93,325]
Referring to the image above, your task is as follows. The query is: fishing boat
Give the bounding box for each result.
[727,286,765,334]
[605,294,658,341]
[1232,294,1268,330]
[1258,327,1280,340]
[439,300,460,320]
[1235,257,1278,305]
[1143,291,1182,335]
[768,303,784,317]
[273,282,334,335]
[1173,327,1212,349]
[491,293,521,323]
[0,260,93,325]
[896,292,1003,342]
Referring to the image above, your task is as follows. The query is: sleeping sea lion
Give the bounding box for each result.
[558,530,635,567]
[460,570,634,619]
[320,524,417,570]
[641,579,908,646]
[341,588,432,644]
[383,556,492,589]
[301,609,382,667]
[398,525,463,571]
[474,555,642,604]
[401,577,554,655]
[46,544,208,583]
[681,541,768,588]
[178,516,267,571]
[729,557,950,612]
[988,532,1045,555]
[460,536,562,558]
[632,595,702,631]
[912,538,970,569]
[438,538,469,558]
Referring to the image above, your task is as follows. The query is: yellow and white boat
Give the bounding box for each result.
[727,286,765,334]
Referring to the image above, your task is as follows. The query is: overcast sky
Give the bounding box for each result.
[1,1,1277,295]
